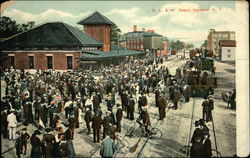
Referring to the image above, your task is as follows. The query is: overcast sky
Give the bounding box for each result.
[2,0,236,47]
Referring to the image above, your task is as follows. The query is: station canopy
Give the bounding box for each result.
[80,49,146,61]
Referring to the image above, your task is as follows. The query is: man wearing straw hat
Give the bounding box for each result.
[7,109,18,140]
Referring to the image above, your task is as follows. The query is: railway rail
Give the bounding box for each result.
[89,100,156,158]
[182,97,222,157]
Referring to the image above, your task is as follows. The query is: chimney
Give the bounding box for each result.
[147,29,155,33]
[133,25,137,32]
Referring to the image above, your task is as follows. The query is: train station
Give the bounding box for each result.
[1,1,247,158]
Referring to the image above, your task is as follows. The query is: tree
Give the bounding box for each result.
[0,16,35,39]
[201,40,208,48]
[170,40,185,50]
[111,24,121,45]
[187,43,194,48]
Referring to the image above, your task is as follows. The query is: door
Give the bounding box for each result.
[47,56,53,69]
[29,56,34,69]
[67,56,73,69]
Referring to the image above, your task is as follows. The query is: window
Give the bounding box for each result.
[29,56,34,69]
[227,49,231,53]
[9,56,15,68]
[47,56,53,69]
[67,56,73,69]
[227,54,231,58]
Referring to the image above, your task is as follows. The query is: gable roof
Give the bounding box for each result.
[1,22,103,49]
[77,11,115,25]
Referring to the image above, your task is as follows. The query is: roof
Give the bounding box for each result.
[219,40,236,47]
[124,31,162,38]
[77,11,115,25]
[143,32,162,37]
[80,50,146,61]
[1,22,103,48]
[111,43,125,50]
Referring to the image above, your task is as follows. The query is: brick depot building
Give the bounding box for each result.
[122,25,170,56]
[1,11,145,70]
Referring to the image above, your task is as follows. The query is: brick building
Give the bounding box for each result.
[1,11,146,70]
[1,22,103,70]
[77,11,115,52]
[123,25,169,56]
[207,29,235,57]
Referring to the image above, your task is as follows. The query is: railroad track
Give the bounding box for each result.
[134,98,185,157]
[89,99,156,158]
[135,112,160,158]
[89,58,186,157]
[183,97,221,157]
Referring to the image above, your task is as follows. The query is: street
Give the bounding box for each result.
[1,53,236,158]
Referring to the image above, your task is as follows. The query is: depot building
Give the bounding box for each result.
[1,11,146,70]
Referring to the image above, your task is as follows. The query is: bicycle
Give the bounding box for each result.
[126,119,162,139]
[167,95,185,110]
[114,135,129,154]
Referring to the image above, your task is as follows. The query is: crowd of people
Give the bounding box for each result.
[1,55,218,158]
[1,57,180,158]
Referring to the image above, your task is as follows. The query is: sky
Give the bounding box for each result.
[1,0,237,47]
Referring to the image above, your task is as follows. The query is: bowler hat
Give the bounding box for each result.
[199,119,205,125]
[33,130,41,135]
[194,121,200,127]
[45,127,52,133]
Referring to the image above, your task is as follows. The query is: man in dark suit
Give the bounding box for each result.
[92,111,102,143]
[202,98,210,122]
[140,93,148,108]
[121,91,128,112]
[158,93,168,120]
[102,111,114,139]
[92,92,100,113]
[127,95,135,120]
[84,107,92,135]
[116,104,123,132]
[208,96,214,122]
[155,88,160,107]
